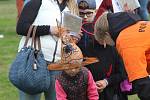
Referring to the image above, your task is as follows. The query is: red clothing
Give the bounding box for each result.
[55,70,99,100]
[94,0,112,22]
[16,0,24,19]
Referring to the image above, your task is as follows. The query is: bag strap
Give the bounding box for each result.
[24,25,34,47]
[23,26,41,50]
[31,26,37,48]
[51,40,58,62]
[34,37,41,50]
[31,26,41,50]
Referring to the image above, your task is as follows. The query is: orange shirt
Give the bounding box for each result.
[116,21,150,82]
[146,50,150,74]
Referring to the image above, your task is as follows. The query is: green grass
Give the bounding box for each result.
[0,0,20,100]
[0,0,140,100]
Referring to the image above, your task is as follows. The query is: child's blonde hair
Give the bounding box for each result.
[94,11,109,41]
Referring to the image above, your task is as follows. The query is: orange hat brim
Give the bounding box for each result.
[48,57,99,70]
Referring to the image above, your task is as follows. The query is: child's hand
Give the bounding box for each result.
[96,80,107,92]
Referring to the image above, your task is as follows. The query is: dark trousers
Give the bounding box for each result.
[99,86,128,100]
[132,76,150,100]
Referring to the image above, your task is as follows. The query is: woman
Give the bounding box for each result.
[16,0,79,100]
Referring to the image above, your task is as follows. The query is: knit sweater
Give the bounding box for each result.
[56,67,99,100]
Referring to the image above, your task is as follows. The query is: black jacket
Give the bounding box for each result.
[107,12,141,41]
[78,33,127,99]
[84,41,126,85]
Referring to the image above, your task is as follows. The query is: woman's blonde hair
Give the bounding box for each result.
[67,0,79,16]
[94,11,109,41]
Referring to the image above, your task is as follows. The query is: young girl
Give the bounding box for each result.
[49,34,99,100]
[55,66,99,100]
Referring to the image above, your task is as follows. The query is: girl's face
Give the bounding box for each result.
[64,67,81,76]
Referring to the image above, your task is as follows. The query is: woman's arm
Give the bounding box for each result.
[16,0,50,36]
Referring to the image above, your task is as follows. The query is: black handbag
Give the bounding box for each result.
[9,26,51,95]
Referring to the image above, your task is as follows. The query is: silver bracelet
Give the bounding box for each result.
[103,79,108,86]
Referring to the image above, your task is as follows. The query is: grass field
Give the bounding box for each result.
[0,0,20,100]
[0,0,140,100]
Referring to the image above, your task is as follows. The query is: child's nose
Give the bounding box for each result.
[84,14,88,19]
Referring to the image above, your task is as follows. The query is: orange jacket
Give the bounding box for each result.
[116,21,150,82]
[146,50,150,74]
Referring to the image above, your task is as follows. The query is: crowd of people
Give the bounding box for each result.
[13,0,150,100]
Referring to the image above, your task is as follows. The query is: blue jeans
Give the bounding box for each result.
[138,0,149,20]
[19,71,60,100]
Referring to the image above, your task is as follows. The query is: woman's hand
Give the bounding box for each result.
[96,79,108,92]
[50,26,69,37]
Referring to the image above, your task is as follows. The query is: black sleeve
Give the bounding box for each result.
[107,47,127,86]
[16,0,50,36]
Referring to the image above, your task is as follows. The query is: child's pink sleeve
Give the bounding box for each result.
[87,71,99,100]
[55,80,67,100]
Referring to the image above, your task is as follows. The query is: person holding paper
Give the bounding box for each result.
[16,0,80,100]
[77,0,97,54]
[94,0,141,23]
[113,0,140,12]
